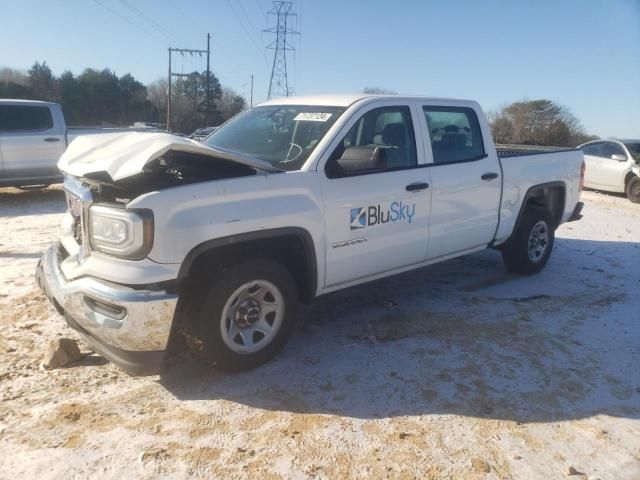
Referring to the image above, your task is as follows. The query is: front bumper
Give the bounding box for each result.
[36,242,178,375]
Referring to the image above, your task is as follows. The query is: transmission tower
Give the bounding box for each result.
[264,2,300,99]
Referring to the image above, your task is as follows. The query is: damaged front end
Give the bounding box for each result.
[36,131,280,374]
[80,149,260,204]
[58,131,281,204]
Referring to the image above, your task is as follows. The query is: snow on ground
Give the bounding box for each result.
[0,187,638,479]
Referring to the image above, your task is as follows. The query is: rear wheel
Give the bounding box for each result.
[185,259,298,372]
[502,207,555,275]
[625,176,640,204]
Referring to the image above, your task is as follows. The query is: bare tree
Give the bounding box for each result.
[489,99,597,147]
[147,78,168,124]
[0,67,30,99]
[215,87,246,124]
[0,66,27,85]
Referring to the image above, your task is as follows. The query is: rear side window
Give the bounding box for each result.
[581,142,603,156]
[602,142,626,159]
[0,105,54,132]
[423,106,485,164]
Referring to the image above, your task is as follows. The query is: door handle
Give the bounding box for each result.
[44,137,60,142]
[481,172,499,181]
[406,182,429,192]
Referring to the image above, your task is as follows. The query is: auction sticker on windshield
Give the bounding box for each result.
[294,112,333,122]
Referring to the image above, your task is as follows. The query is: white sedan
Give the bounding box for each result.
[579,139,640,203]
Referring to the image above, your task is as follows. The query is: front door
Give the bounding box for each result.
[322,103,432,288]
[597,142,628,191]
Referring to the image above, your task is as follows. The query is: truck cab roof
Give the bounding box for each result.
[258,93,477,108]
[0,98,60,106]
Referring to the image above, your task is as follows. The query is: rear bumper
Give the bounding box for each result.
[36,242,178,375]
[567,201,584,222]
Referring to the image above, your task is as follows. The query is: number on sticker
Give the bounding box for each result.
[293,112,333,122]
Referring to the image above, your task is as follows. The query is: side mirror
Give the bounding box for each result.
[611,154,627,161]
[335,146,387,175]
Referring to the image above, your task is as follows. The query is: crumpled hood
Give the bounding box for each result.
[58,131,280,181]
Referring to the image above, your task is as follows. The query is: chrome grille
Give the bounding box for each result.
[65,191,83,245]
[63,176,93,251]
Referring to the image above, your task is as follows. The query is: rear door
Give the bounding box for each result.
[597,141,628,191]
[0,104,65,181]
[418,104,502,260]
[321,102,432,288]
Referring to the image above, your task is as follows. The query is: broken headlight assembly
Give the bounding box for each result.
[88,205,154,260]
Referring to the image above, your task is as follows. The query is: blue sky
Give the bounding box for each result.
[1,0,639,137]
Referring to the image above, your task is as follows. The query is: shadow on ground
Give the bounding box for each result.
[584,187,630,201]
[158,237,640,424]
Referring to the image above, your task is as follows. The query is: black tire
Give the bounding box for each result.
[185,259,298,372]
[501,207,555,275]
[625,176,640,204]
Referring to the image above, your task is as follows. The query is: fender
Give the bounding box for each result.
[492,181,566,248]
[176,227,318,300]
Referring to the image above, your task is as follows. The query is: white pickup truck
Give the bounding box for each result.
[0,100,68,187]
[36,94,585,375]
[0,99,160,188]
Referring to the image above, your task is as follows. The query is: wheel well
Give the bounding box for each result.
[521,184,565,228]
[625,171,638,188]
[497,183,565,251]
[178,231,317,305]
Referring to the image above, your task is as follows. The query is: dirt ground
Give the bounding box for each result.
[0,187,638,479]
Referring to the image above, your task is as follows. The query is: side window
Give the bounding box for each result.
[0,105,54,132]
[602,142,626,159]
[581,143,602,156]
[423,106,485,164]
[326,106,417,177]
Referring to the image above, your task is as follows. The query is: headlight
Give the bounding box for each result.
[89,205,153,260]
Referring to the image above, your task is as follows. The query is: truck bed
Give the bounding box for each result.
[497,144,576,158]
[494,147,584,244]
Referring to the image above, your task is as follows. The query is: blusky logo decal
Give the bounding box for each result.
[350,207,367,229]
[349,201,416,230]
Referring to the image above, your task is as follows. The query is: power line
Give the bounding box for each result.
[165,0,209,37]
[231,0,272,74]
[235,0,259,34]
[92,0,169,45]
[225,0,264,55]
[118,0,185,45]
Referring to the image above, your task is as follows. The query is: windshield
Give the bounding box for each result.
[624,142,640,162]
[204,105,345,171]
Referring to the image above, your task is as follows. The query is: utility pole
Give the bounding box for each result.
[166,35,210,132]
[167,48,172,132]
[250,74,254,107]
[206,33,211,126]
[264,2,300,99]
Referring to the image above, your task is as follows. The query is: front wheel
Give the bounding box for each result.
[625,176,640,204]
[186,259,298,372]
[501,207,555,275]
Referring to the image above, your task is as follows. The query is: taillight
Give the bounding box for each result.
[579,160,585,192]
